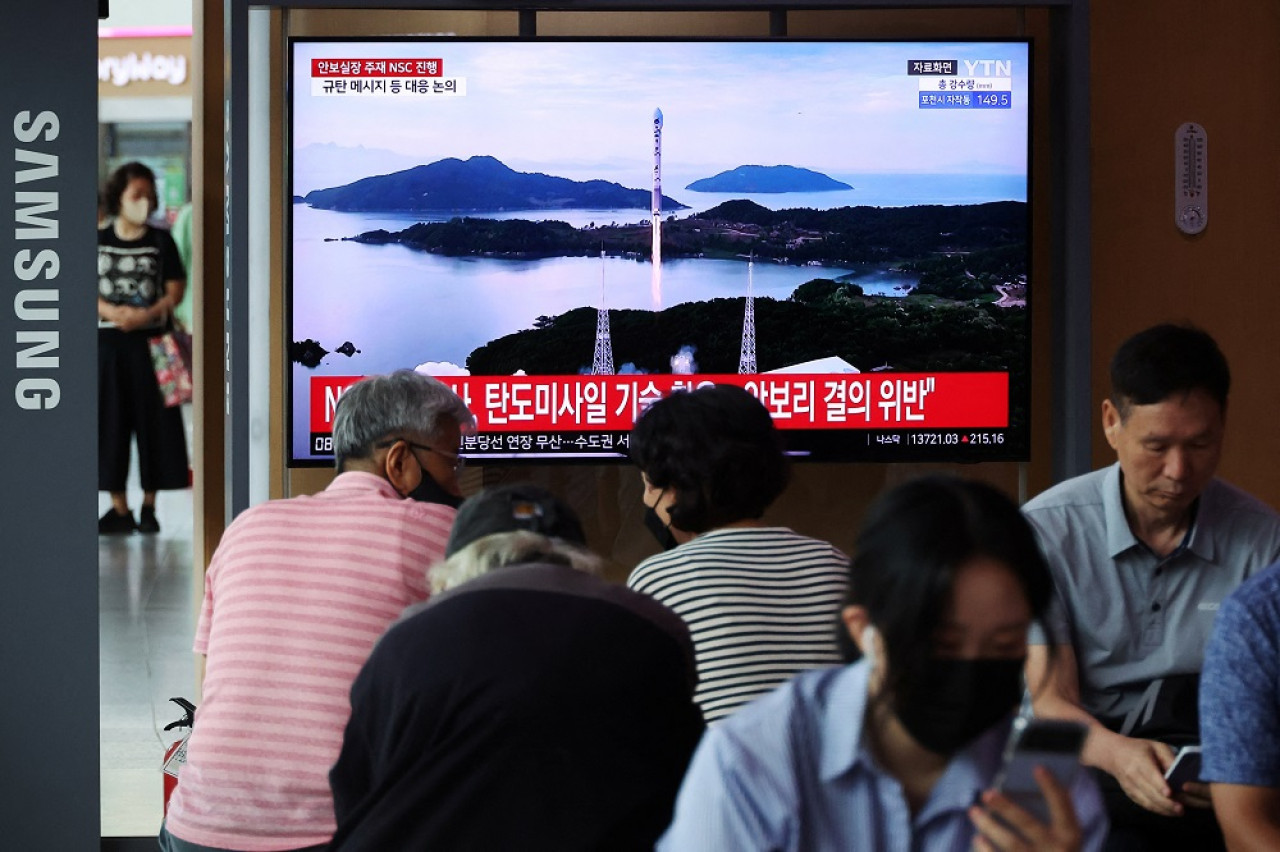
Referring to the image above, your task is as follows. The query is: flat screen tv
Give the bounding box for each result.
[288,37,1031,465]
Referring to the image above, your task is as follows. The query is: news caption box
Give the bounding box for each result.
[909,57,1014,109]
[309,57,465,97]
[307,372,1010,455]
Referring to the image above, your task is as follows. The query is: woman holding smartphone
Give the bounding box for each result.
[659,476,1107,851]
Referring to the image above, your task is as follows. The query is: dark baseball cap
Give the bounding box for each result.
[445,484,587,557]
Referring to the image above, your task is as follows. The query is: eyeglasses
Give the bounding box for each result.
[375,438,466,471]
[408,441,465,472]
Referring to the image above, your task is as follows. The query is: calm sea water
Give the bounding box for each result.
[289,173,1018,457]
[291,206,890,371]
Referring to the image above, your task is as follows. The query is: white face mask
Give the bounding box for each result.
[119,197,151,226]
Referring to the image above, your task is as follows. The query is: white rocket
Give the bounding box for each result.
[651,108,663,310]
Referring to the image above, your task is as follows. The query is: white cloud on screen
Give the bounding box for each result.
[414,361,470,377]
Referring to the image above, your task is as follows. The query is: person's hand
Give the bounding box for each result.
[1177,781,1213,810]
[111,305,153,332]
[1106,736,1182,816]
[969,766,1082,852]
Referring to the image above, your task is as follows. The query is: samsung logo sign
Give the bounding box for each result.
[12,110,62,410]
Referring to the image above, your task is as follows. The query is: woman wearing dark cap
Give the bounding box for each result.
[627,384,850,722]
[329,485,705,852]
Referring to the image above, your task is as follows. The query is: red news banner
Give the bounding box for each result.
[309,373,1008,435]
[311,58,443,77]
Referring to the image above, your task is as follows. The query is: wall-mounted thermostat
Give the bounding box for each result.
[1175,122,1207,235]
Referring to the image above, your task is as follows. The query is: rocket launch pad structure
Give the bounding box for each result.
[592,248,614,375]
[738,255,757,374]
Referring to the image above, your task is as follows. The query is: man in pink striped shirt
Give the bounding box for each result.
[162,370,471,852]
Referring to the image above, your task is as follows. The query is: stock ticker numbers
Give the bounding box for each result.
[902,431,1006,447]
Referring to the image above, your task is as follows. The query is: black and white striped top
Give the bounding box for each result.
[627,527,850,723]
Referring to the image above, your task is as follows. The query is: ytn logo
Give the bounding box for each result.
[964,59,1012,77]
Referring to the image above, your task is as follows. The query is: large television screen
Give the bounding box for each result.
[288,38,1031,465]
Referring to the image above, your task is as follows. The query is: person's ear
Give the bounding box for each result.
[841,605,871,653]
[1101,398,1122,451]
[652,487,692,540]
[382,440,420,496]
[843,606,888,692]
[639,474,655,508]
[640,472,664,506]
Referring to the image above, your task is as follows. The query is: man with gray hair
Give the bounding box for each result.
[329,484,705,852]
[331,369,472,508]
[162,370,472,852]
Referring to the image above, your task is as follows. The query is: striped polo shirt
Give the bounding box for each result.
[628,527,850,722]
[165,472,454,851]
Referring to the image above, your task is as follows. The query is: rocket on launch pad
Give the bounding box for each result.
[651,108,663,310]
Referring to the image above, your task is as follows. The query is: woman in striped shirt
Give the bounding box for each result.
[627,384,850,722]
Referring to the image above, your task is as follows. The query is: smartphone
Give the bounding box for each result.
[1163,745,1202,792]
[993,718,1088,824]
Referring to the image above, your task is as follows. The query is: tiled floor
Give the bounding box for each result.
[99,460,198,838]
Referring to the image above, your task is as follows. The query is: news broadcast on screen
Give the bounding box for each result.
[288,38,1030,465]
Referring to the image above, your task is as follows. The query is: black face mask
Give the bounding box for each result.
[894,657,1026,755]
[643,505,678,551]
[406,470,464,509]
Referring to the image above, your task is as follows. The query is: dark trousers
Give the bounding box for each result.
[1094,769,1226,852]
[99,328,188,492]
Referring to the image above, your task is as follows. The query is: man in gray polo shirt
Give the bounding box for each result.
[1024,323,1280,851]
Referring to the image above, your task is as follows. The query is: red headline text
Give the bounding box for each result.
[309,372,1008,435]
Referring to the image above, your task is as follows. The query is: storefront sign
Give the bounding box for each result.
[99,35,193,97]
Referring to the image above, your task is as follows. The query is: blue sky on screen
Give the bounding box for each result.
[291,40,1029,189]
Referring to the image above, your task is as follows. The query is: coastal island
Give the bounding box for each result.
[344,198,1028,304]
[303,155,688,213]
[685,164,852,193]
